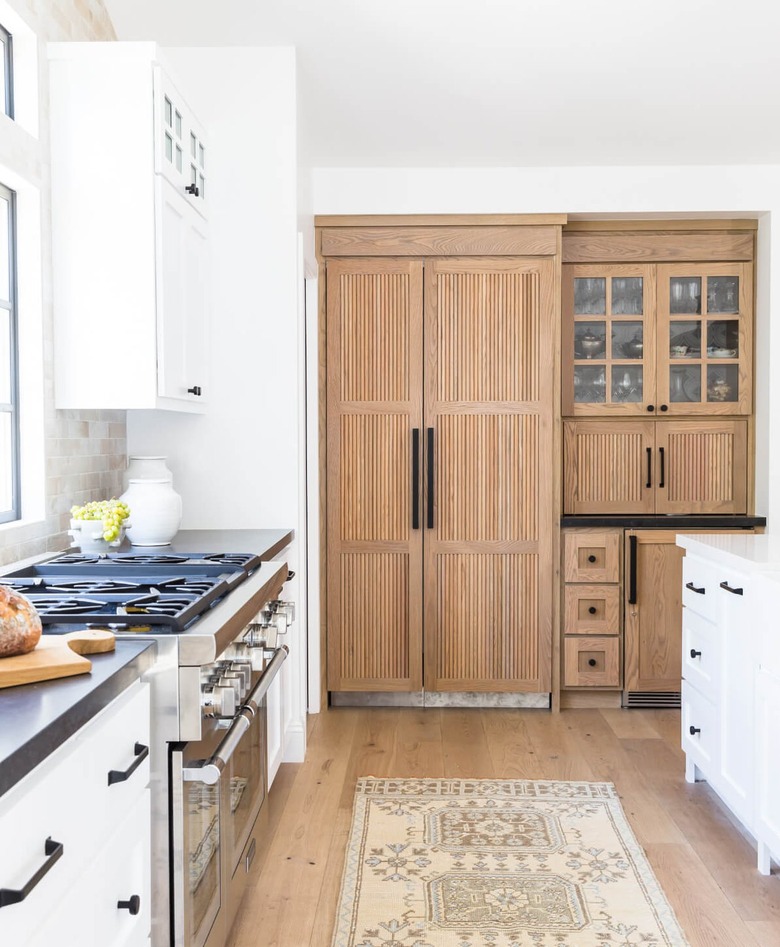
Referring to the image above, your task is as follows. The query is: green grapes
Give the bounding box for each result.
[70,498,131,543]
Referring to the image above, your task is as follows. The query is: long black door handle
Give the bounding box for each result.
[628,535,638,605]
[659,447,665,488]
[426,428,434,529]
[412,428,420,530]
[646,447,652,488]
[0,838,63,908]
[108,742,149,786]
[719,581,744,596]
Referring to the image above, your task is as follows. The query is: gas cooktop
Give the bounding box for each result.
[2,551,264,633]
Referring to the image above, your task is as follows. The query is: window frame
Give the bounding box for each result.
[0,181,19,524]
[0,22,13,120]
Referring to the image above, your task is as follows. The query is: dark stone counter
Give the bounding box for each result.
[561,515,766,530]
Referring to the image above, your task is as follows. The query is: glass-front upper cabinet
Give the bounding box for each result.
[562,264,657,415]
[657,263,752,415]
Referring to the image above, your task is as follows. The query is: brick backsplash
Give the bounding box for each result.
[0,0,125,567]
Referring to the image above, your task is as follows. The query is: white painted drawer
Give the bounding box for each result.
[682,609,720,702]
[682,680,718,778]
[682,555,718,622]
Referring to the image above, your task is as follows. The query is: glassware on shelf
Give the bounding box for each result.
[611,366,643,403]
[707,276,739,314]
[670,365,701,403]
[669,321,701,358]
[706,365,738,403]
[574,322,607,359]
[670,277,702,314]
[574,278,606,315]
[706,320,739,358]
[573,365,606,403]
[611,277,643,315]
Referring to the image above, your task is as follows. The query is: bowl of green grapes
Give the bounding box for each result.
[69,498,132,550]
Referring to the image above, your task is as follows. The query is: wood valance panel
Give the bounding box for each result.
[320,225,561,258]
[563,231,754,264]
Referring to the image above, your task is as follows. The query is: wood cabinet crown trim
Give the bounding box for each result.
[319,225,561,258]
[563,231,754,263]
[316,213,568,227]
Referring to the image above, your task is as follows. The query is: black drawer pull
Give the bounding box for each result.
[689,725,701,736]
[108,742,149,786]
[0,838,63,908]
[646,446,652,488]
[690,649,702,659]
[588,606,597,615]
[588,658,597,667]
[719,581,744,596]
[685,581,705,595]
[412,428,420,530]
[117,895,141,915]
[426,427,435,530]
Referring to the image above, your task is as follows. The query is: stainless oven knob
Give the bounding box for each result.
[230,660,253,693]
[269,600,295,624]
[202,684,237,718]
[218,672,244,699]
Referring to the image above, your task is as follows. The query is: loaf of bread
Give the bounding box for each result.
[0,586,42,657]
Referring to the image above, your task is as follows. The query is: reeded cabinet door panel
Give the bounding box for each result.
[655,420,747,514]
[326,259,424,690]
[423,258,555,692]
[563,420,655,515]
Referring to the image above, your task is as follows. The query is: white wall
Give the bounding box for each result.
[311,164,780,526]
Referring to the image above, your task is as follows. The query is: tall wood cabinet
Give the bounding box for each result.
[321,217,562,695]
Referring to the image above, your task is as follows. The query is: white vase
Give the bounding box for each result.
[120,479,183,546]
[123,456,173,491]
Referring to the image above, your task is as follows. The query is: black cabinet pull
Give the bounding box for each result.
[588,658,597,667]
[587,555,597,563]
[658,447,665,488]
[646,446,652,488]
[117,895,141,915]
[646,404,655,412]
[628,535,638,605]
[187,386,202,396]
[685,581,705,595]
[411,428,420,530]
[426,428,434,529]
[689,725,701,736]
[719,581,743,596]
[690,649,702,659]
[588,606,597,615]
[108,742,149,786]
[185,183,200,196]
[0,838,63,909]
[659,404,669,412]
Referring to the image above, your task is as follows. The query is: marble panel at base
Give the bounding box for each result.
[330,691,551,709]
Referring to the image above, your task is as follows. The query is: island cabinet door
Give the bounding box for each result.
[654,420,748,515]
[563,420,655,515]
[326,258,424,691]
[423,257,555,693]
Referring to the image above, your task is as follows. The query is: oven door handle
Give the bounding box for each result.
[182,709,253,785]
[244,645,289,716]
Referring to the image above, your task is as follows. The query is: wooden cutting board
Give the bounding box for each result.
[0,630,116,689]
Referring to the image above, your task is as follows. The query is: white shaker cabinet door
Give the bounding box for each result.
[156,177,209,405]
[756,668,780,874]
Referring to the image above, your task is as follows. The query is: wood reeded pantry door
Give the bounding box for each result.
[423,258,555,692]
[326,259,424,691]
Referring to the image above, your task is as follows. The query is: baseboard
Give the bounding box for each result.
[282,716,307,763]
[560,690,623,709]
[330,691,551,709]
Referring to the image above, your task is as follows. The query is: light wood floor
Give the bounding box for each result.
[229,706,780,947]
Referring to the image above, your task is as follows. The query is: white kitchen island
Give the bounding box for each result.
[677,532,780,875]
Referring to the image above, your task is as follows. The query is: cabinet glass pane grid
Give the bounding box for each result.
[573,276,644,405]
[668,275,741,405]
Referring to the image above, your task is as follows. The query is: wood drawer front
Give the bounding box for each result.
[682,609,720,702]
[681,680,718,776]
[564,585,620,635]
[564,531,620,583]
[682,556,719,622]
[563,636,621,687]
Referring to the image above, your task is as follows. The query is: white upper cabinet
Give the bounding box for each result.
[48,42,209,411]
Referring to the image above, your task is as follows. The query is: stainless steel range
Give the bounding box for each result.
[1,550,293,947]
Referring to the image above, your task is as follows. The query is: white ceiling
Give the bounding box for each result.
[103,0,780,168]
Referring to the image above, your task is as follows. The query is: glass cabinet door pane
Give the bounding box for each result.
[164,96,172,127]
[669,365,701,403]
[611,277,643,315]
[706,319,739,357]
[573,365,606,403]
[175,110,182,139]
[574,278,606,315]
[707,276,739,313]
[707,365,738,403]
[574,322,606,359]
[669,321,701,358]
[165,133,173,163]
[670,277,702,314]
[611,321,643,359]
[611,365,643,403]
[176,145,183,172]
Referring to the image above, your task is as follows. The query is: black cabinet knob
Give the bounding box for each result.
[646,404,655,412]
[187,386,202,397]
[185,184,200,196]
[588,658,597,667]
[689,725,701,736]
[659,404,669,412]
[587,555,597,563]
[690,649,702,659]
[588,606,597,615]
[117,895,141,915]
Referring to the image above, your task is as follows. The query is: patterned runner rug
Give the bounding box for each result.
[332,778,689,946]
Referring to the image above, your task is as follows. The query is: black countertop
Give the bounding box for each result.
[0,640,157,799]
[160,528,293,559]
[561,515,766,529]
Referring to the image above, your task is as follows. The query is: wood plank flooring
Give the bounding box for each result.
[229,706,780,947]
